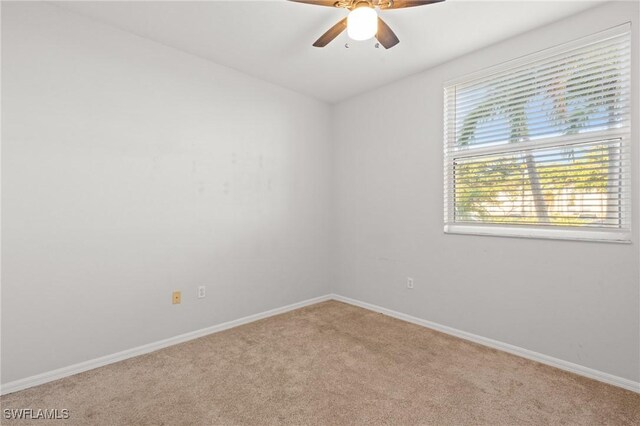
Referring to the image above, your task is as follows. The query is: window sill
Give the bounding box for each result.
[444,223,631,243]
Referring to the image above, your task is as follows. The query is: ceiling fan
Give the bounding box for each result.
[289,0,444,49]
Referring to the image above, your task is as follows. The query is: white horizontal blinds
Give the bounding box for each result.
[452,139,628,227]
[451,34,631,148]
[444,25,631,239]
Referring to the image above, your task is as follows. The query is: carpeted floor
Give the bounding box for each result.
[1,300,639,425]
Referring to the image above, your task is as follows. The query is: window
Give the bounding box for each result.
[444,24,631,242]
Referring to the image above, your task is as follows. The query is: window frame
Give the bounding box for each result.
[443,24,632,243]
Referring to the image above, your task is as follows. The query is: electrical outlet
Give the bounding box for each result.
[197,286,206,299]
[407,277,414,289]
[172,291,181,304]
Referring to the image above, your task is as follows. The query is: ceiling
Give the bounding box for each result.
[54,0,605,103]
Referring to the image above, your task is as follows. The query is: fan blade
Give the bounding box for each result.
[288,0,339,7]
[313,18,347,47]
[376,17,399,49]
[380,0,445,10]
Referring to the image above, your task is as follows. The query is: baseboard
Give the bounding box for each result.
[3,293,638,395]
[0,294,332,396]
[331,294,640,394]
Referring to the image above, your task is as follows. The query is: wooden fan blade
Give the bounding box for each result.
[380,0,445,10]
[376,17,399,49]
[313,17,348,47]
[288,0,339,7]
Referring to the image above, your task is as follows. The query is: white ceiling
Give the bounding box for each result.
[54,0,605,103]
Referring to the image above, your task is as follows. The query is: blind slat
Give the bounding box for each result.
[456,37,630,95]
[452,117,630,145]
[454,65,631,110]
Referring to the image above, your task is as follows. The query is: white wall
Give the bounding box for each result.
[331,1,640,382]
[1,2,332,384]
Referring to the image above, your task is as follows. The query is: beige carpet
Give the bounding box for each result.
[1,300,638,425]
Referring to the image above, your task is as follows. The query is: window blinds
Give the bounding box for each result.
[444,24,631,241]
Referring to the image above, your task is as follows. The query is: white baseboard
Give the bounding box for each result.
[331,294,640,394]
[0,294,332,396]
[3,293,638,395]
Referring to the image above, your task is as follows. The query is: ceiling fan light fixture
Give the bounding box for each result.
[347,6,378,41]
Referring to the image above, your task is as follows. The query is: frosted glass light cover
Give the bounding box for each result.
[347,7,378,41]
